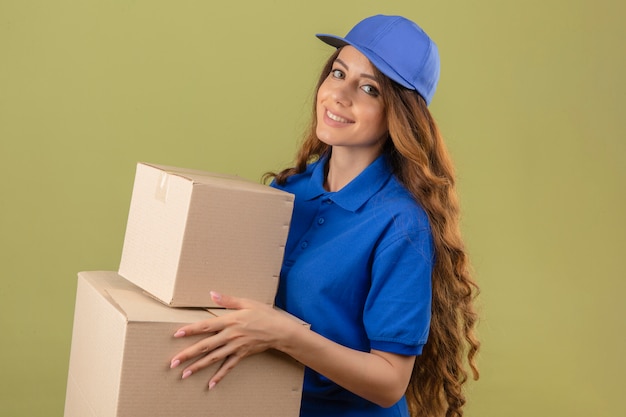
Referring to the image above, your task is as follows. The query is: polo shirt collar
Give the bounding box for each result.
[303,154,393,212]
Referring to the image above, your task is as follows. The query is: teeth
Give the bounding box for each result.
[327,110,350,123]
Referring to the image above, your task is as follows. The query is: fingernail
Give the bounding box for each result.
[182,370,192,379]
[174,330,185,337]
[208,381,217,390]
[170,359,180,369]
[210,291,222,302]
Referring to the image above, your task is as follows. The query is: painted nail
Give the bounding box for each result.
[170,359,180,369]
[210,291,222,302]
[174,330,185,337]
[182,370,192,379]
[208,381,217,390]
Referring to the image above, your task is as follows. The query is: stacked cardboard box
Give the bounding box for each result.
[64,163,303,417]
[118,163,295,307]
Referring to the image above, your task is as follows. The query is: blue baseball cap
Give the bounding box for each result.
[317,15,440,105]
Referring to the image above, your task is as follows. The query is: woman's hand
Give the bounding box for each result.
[169,291,287,389]
[169,291,415,407]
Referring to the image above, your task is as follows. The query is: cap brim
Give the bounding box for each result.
[315,33,415,92]
[316,34,350,49]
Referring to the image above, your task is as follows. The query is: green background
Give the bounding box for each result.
[1,1,624,416]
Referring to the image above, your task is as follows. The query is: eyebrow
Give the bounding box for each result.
[334,58,379,83]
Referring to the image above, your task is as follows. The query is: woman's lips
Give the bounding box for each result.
[325,109,354,124]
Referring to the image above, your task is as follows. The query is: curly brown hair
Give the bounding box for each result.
[267,49,480,417]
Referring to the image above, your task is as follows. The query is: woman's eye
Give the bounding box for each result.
[362,85,380,96]
[331,69,345,79]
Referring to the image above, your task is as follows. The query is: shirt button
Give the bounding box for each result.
[301,241,308,249]
[317,217,325,225]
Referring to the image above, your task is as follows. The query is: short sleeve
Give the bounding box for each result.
[364,226,434,355]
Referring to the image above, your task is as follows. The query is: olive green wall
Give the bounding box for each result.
[1,1,624,416]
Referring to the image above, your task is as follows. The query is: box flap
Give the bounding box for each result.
[78,271,213,323]
[107,288,214,323]
[77,272,308,326]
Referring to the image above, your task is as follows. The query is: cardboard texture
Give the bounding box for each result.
[64,271,306,417]
[118,162,294,307]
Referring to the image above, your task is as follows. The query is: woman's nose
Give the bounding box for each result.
[330,84,352,106]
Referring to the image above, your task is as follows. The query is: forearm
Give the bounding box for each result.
[276,319,415,408]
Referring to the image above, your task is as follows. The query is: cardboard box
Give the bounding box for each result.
[64,271,306,417]
[118,162,294,307]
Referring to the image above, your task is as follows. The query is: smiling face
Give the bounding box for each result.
[316,46,388,158]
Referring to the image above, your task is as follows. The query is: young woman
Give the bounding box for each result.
[169,15,480,417]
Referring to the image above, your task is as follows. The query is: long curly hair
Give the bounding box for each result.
[267,49,480,417]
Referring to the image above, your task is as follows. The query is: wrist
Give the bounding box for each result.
[272,308,308,354]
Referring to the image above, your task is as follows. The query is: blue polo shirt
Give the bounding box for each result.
[272,154,434,417]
